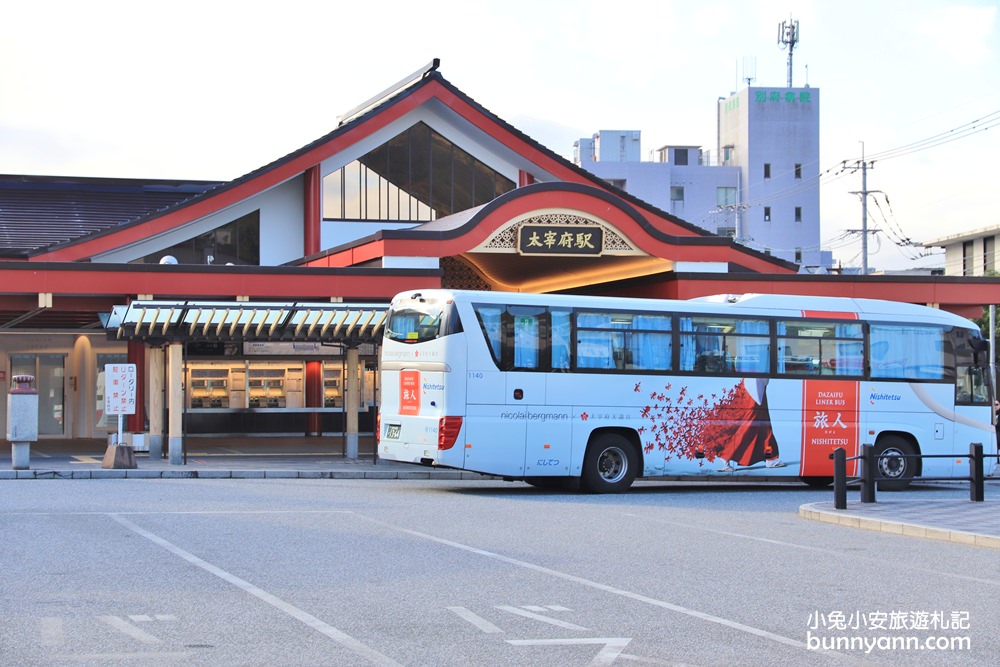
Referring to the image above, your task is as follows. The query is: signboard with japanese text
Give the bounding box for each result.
[517,224,604,256]
[799,379,860,476]
[399,370,420,416]
[104,363,137,415]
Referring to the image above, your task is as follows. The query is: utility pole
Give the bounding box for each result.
[777,16,800,87]
[846,141,880,274]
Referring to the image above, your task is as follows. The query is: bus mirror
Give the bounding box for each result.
[970,338,989,353]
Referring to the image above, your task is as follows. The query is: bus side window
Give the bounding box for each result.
[506,306,547,371]
[870,324,946,380]
[576,312,615,370]
[473,305,504,368]
[551,309,571,370]
[956,366,990,405]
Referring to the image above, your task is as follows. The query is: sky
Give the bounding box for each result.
[2,0,998,272]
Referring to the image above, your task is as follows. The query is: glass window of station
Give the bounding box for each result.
[183,341,379,435]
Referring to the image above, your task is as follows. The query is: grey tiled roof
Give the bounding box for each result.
[0,174,223,258]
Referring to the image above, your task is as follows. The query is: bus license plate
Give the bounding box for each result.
[385,423,401,440]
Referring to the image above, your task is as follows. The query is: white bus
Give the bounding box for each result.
[378,289,996,493]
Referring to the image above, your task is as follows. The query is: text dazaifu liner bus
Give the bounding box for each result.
[378,289,997,493]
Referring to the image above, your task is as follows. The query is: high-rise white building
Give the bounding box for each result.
[574,85,832,270]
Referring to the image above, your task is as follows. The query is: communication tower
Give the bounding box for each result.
[777,16,800,87]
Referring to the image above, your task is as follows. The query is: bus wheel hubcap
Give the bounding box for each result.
[598,447,627,483]
[878,448,905,479]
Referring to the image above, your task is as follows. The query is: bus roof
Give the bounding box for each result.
[690,293,973,325]
[391,289,979,329]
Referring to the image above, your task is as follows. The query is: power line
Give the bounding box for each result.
[828,107,1000,269]
[853,109,1000,163]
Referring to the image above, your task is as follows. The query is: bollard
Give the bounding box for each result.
[860,443,876,504]
[6,375,39,470]
[833,447,847,510]
[970,442,984,502]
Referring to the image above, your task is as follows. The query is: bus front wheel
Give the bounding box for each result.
[581,434,638,494]
[874,436,916,491]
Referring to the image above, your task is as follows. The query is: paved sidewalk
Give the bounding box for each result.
[0,437,489,481]
[800,497,1000,550]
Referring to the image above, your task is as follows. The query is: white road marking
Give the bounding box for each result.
[507,637,631,667]
[447,606,504,633]
[99,616,162,644]
[40,617,65,646]
[370,517,816,652]
[129,615,153,622]
[496,605,589,630]
[109,514,403,667]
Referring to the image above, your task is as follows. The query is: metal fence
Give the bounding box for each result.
[832,443,986,510]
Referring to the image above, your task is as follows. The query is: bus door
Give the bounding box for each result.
[954,361,995,459]
[950,332,995,471]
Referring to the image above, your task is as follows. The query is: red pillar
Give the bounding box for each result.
[304,165,321,257]
[305,360,323,436]
[518,170,535,187]
[126,340,145,433]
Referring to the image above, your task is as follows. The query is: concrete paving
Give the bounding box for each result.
[4,436,1000,549]
[801,496,1000,550]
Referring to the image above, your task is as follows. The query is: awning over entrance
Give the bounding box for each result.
[104,300,389,346]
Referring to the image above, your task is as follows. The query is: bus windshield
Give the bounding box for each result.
[385,293,462,344]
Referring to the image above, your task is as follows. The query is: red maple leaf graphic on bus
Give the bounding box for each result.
[637,380,744,466]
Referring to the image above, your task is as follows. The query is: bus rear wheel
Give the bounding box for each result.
[581,434,637,494]
[874,436,916,491]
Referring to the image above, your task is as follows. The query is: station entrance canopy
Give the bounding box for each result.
[104,300,389,347]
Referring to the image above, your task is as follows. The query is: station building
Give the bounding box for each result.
[2,60,997,458]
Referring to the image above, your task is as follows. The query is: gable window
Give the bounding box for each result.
[763,163,771,179]
[325,121,515,222]
[137,210,260,266]
[794,163,802,179]
[794,206,802,222]
[764,206,771,222]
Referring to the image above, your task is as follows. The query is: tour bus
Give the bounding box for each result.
[378,289,996,493]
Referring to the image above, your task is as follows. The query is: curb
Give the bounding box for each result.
[799,502,1000,550]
